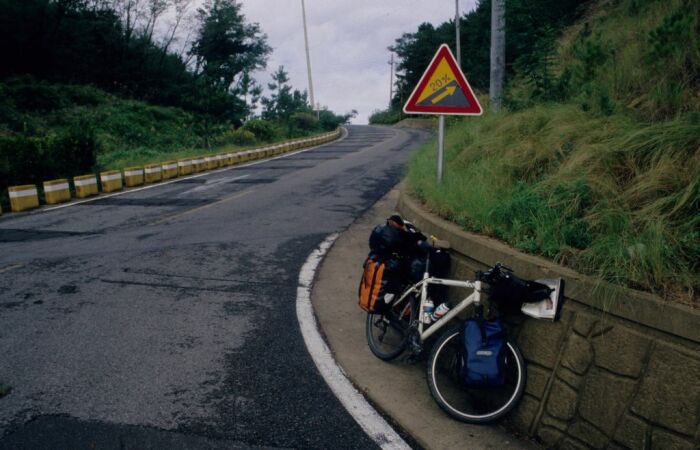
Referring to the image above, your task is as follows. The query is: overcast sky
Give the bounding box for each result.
[235,0,478,124]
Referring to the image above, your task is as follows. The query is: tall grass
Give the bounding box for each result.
[408,106,699,304]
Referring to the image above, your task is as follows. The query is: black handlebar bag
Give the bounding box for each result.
[488,274,552,315]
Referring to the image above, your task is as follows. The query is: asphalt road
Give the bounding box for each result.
[0,125,430,449]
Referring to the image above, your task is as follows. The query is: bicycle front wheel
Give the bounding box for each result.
[366,297,416,361]
[426,324,526,424]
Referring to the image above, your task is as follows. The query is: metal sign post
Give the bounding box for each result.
[437,115,445,182]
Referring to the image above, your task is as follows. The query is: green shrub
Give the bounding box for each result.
[0,122,98,190]
[242,119,277,141]
[290,112,319,132]
[229,128,257,145]
[318,109,348,130]
[369,109,403,125]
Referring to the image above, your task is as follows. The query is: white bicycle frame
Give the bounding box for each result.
[392,269,484,342]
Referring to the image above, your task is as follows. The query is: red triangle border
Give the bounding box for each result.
[402,44,483,116]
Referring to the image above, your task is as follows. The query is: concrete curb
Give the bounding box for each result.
[311,187,540,450]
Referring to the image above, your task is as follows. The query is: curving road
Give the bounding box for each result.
[0,125,430,449]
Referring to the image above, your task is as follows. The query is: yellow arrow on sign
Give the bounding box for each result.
[431,85,457,104]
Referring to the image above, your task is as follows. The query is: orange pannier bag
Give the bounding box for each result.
[358,256,390,313]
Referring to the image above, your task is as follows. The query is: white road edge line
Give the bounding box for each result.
[296,234,411,450]
[38,128,349,213]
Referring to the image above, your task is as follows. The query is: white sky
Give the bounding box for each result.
[237,0,479,124]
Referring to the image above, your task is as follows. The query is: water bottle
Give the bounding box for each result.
[422,299,434,325]
[431,303,450,322]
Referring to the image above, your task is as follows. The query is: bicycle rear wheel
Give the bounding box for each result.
[426,324,526,424]
[366,296,416,361]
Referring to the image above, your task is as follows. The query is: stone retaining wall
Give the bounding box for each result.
[397,189,700,450]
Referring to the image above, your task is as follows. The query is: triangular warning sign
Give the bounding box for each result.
[403,44,482,116]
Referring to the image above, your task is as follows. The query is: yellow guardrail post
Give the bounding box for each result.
[144,164,163,183]
[74,174,98,198]
[8,185,40,212]
[178,159,193,176]
[43,179,71,205]
[100,170,123,193]
[162,161,178,180]
[124,167,144,187]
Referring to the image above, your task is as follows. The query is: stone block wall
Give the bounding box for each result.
[398,190,700,450]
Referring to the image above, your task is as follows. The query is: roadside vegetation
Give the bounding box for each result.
[398,0,699,304]
[0,0,352,208]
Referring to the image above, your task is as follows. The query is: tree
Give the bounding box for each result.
[239,71,263,119]
[190,0,270,95]
[390,21,455,111]
[187,0,270,143]
[261,66,310,122]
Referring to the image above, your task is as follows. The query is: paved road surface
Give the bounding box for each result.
[0,125,429,449]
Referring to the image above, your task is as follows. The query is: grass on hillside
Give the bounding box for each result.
[408,106,699,305]
[408,0,699,306]
[509,0,700,121]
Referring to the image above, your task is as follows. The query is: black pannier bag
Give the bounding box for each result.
[369,216,451,295]
[487,271,552,315]
[369,224,405,254]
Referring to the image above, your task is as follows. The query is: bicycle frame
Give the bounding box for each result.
[393,270,484,342]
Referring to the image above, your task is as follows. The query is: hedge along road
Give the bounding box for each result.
[0,125,429,449]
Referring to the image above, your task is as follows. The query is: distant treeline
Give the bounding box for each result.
[0,0,352,127]
[371,0,588,122]
[0,0,267,123]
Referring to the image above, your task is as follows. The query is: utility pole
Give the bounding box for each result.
[301,0,316,117]
[455,0,461,68]
[388,53,394,109]
[490,0,505,112]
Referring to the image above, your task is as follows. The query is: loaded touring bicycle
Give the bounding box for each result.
[360,217,562,423]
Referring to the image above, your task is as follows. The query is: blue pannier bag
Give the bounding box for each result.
[460,319,506,386]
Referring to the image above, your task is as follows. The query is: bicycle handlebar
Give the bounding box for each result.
[476,262,526,287]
